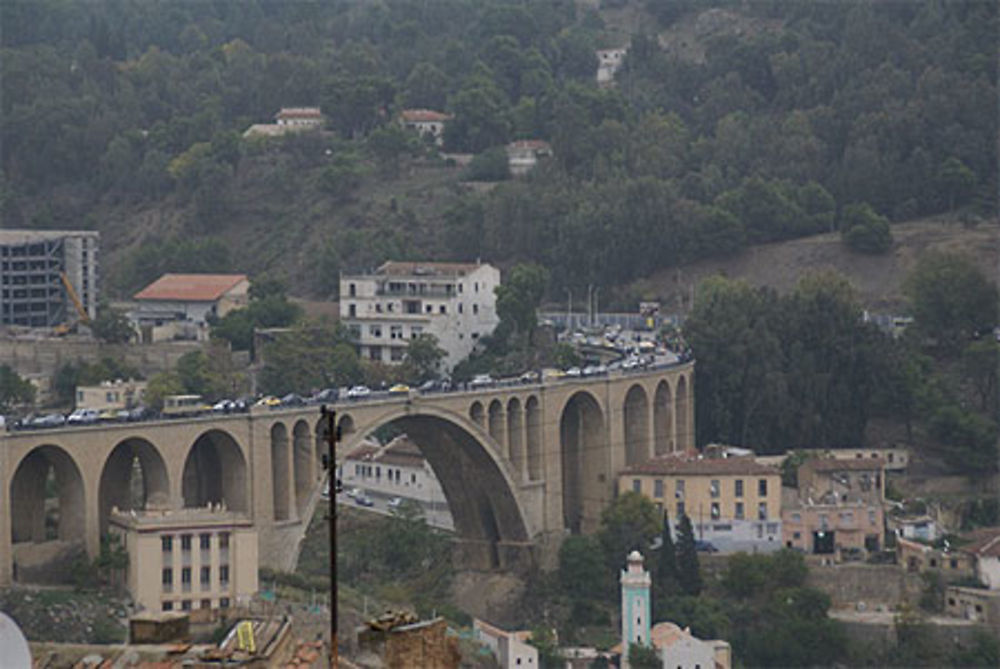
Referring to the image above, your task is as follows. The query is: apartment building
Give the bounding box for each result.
[108,507,258,614]
[619,455,782,553]
[783,457,886,560]
[0,230,98,328]
[339,261,500,370]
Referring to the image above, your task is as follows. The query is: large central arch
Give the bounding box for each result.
[182,429,248,512]
[339,407,533,570]
[98,437,170,535]
[560,391,607,535]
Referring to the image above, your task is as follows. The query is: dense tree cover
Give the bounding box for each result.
[0,365,35,412]
[89,305,136,343]
[1,1,994,297]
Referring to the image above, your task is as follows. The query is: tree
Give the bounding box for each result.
[367,124,418,179]
[90,305,135,343]
[963,339,999,411]
[0,365,35,412]
[402,334,446,383]
[145,371,184,410]
[905,251,998,354]
[840,202,892,254]
[597,491,660,569]
[654,512,680,618]
[558,534,606,600]
[258,321,357,396]
[937,156,976,211]
[463,146,510,181]
[628,643,660,669]
[495,263,549,339]
[675,514,702,596]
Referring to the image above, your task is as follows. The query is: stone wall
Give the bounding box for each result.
[806,564,924,609]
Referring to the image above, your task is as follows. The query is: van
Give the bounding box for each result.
[67,408,99,425]
[162,394,209,417]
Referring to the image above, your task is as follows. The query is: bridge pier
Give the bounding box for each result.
[451,538,537,573]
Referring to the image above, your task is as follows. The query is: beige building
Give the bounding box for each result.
[109,506,258,614]
[76,379,147,411]
[472,619,537,669]
[339,261,500,370]
[129,273,250,343]
[783,457,885,560]
[619,455,782,553]
[243,107,325,138]
[400,109,453,145]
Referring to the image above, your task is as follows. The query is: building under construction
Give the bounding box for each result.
[0,229,98,328]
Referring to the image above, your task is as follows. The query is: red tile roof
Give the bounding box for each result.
[133,274,248,302]
[400,109,453,123]
[960,528,1000,558]
[621,455,778,476]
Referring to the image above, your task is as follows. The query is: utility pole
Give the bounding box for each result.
[321,405,338,668]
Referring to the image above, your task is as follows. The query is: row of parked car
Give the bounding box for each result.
[7,405,153,430]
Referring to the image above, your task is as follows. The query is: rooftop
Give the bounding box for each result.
[375,260,488,278]
[275,107,323,118]
[0,229,99,244]
[400,109,453,123]
[960,527,1000,558]
[805,457,886,472]
[507,139,552,151]
[621,455,779,477]
[109,506,252,530]
[134,273,248,302]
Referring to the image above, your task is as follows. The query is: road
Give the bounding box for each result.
[334,491,455,532]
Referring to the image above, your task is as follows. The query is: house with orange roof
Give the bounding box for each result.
[129,273,250,342]
[399,109,453,145]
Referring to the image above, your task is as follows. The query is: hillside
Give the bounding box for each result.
[633,217,999,314]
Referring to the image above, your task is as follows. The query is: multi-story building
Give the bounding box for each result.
[340,436,449,515]
[619,455,782,553]
[596,47,627,85]
[108,506,257,615]
[399,109,453,145]
[0,230,98,328]
[76,379,147,411]
[782,457,886,560]
[129,273,249,342]
[472,619,538,669]
[339,261,500,370]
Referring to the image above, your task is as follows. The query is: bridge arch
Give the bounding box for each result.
[181,429,248,513]
[506,398,524,481]
[624,384,650,466]
[469,401,485,428]
[293,420,313,518]
[98,437,170,535]
[525,395,542,481]
[340,405,533,570]
[271,423,291,520]
[653,380,673,455]
[676,375,690,450]
[487,400,505,449]
[9,444,86,583]
[560,390,606,534]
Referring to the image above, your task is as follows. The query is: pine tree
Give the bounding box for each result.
[654,512,680,618]
[675,514,703,596]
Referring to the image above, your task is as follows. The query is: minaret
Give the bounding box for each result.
[620,549,652,667]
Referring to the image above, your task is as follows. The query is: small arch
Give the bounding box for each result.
[624,384,650,466]
[525,396,542,481]
[654,380,673,455]
[98,437,170,536]
[507,397,524,480]
[560,391,606,534]
[338,414,355,438]
[676,375,689,451]
[182,429,248,512]
[469,401,485,427]
[271,423,291,520]
[488,399,505,447]
[314,416,330,479]
[293,420,313,518]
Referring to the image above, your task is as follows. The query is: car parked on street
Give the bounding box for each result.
[67,408,99,425]
[347,385,371,400]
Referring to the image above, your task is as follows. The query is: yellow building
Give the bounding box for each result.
[109,506,258,615]
[620,456,782,553]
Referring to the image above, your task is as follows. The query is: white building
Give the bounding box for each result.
[473,619,538,669]
[506,140,553,177]
[400,109,453,145]
[596,47,627,85]
[339,261,500,371]
[244,107,324,138]
[339,436,448,513]
[129,273,249,343]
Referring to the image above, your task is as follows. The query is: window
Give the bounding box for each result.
[675,480,685,498]
[162,536,173,553]
[200,534,211,550]
[758,502,768,521]
[201,566,211,588]
[181,535,192,551]
[349,283,356,297]
[181,567,192,592]
[839,511,855,523]
[473,304,479,315]
[868,510,877,525]
[710,480,720,498]
[426,304,433,313]
[677,501,685,517]
[439,305,446,314]
[711,502,720,520]
[633,479,641,493]
[950,558,958,569]
[390,347,405,362]
[220,597,230,609]
[458,303,463,314]
[390,325,402,340]
[219,565,230,586]
[182,600,192,611]
[201,599,212,609]
[654,480,664,498]
[219,533,230,550]
[162,601,173,611]
[162,568,173,592]
[735,502,744,519]
[792,512,802,522]
[370,325,382,338]
[793,532,801,540]
[758,479,768,496]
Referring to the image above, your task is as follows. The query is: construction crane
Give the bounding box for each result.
[53,272,90,335]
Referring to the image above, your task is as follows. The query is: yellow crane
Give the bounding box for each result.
[53,272,90,335]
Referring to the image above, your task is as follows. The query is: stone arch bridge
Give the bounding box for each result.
[0,362,693,584]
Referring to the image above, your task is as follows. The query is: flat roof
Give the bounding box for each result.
[805,457,886,472]
[375,261,487,277]
[134,273,248,302]
[0,229,99,244]
[621,455,778,477]
[109,507,252,531]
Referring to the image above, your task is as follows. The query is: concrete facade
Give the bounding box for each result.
[340,261,501,370]
[340,436,447,508]
[472,619,538,669]
[0,362,694,584]
[76,379,147,411]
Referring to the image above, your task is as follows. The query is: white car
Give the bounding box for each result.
[346,385,371,399]
[67,408,99,424]
[469,374,494,388]
[387,497,403,509]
